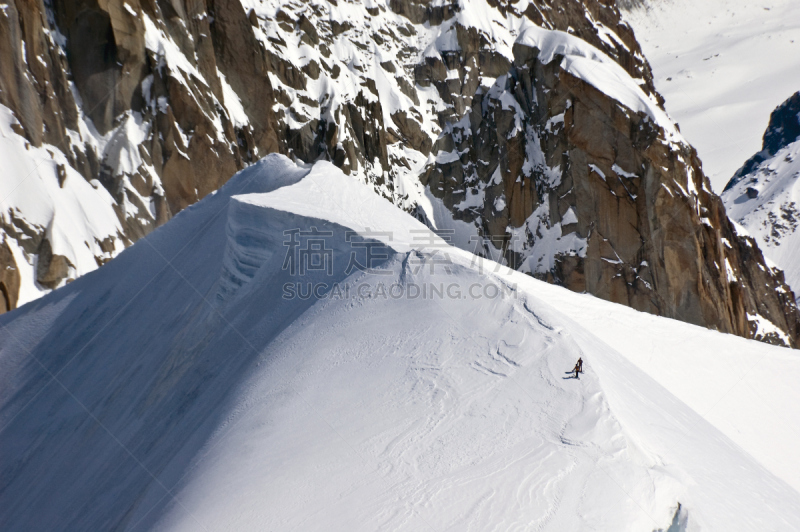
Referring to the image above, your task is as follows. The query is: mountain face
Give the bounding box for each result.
[0,0,798,345]
[723,91,800,295]
[619,0,800,192]
[3,155,800,530]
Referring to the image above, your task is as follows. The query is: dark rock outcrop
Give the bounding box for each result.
[35,238,72,289]
[725,91,800,191]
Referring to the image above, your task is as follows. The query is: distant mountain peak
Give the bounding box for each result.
[726,91,800,191]
[723,91,800,298]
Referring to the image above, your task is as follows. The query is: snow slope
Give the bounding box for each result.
[623,0,800,191]
[528,275,800,496]
[1,155,799,530]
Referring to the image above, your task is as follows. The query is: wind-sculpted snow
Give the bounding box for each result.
[216,176,309,304]
[1,155,799,530]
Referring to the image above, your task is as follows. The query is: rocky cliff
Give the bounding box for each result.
[0,0,797,345]
[723,91,800,300]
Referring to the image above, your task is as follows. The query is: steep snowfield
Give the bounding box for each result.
[623,0,800,191]
[723,137,800,294]
[531,275,800,496]
[2,155,800,530]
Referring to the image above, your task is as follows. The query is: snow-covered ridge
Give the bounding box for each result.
[2,155,800,530]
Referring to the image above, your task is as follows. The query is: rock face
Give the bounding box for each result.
[0,0,281,303]
[723,92,800,306]
[727,92,800,185]
[0,0,797,345]
[0,239,20,313]
[413,21,798,347]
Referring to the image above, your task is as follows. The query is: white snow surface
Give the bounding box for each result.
[623,0,800,191]
[217,70,249,129]
[722,137,800,294]
[1,155,799,531]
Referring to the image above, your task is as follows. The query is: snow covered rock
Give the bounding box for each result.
[416,19,800,347]
[2,155,800,530]
[0,0,797,346]
[723,91,800,299]
[0,0,280,306]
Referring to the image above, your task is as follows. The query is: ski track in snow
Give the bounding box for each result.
[0,155,799,531]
